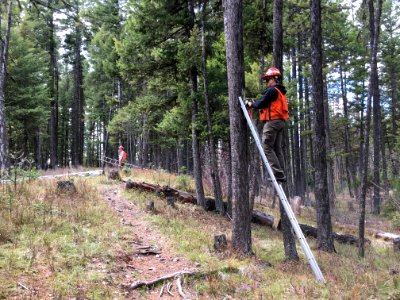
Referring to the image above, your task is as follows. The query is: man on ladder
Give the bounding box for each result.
[245,67,289,182]
[239,69,325,282]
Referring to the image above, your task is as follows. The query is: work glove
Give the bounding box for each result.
[245,98,254,108]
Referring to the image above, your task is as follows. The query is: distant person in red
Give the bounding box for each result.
[118,145,127,167]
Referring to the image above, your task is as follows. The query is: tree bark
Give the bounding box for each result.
[223,0,252,255]
[323,74,336,208]
[360,0,383,257]
[305,77,314,196]
[340,66,356,199]
[188,0,206,209]
[291,47,302,198]
[201,1,224,214]
[273,0,298,261]
[372,0,382,214]
[48,0,58,169]
[310,0,335,252]
[298,34,308,205]
[0,0,12,172]
[71,22,84,167]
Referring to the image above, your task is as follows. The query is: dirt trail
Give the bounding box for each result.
[100,184,198,299]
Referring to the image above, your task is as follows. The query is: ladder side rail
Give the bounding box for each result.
[238,96,325,283]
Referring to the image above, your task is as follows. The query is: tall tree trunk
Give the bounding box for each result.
[323,75,336,208]
[187,0,206,209]
[201,1,224,213]
[71,23,84,167]
[357,91,365,177]
[310,0,335,252]
[141,113,149,167]
[225,139,233,217]
[380,119,389,200]
[273,0,298,260]
[0,1,12,172]
[305,77,314,201]
[34,128,42,169]
[223,0,252,255]
[249,0,266,212]
[359,0,383,257]
[371,0,383,215]
[298,34,307,204]
[340,66,355,198]
[48,0,58,169]
[291,47,302,197]
[389,70,399,175]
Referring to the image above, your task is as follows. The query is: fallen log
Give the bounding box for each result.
[124,179,366,246]
[298,224,370,245]
[252,210,274,227]
[175,190,197,204]
[374,232,400,242]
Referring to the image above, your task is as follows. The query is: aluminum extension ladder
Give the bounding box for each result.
[239,96,325,283]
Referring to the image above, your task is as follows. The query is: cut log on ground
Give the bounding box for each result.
[252,210,274,227]
[374,232,400,242]
[298,224,370,245]
[124,179,368,247]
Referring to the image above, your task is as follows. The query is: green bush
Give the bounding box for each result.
[175,174,191,191]
[392,212,400,229]
[382,178,400,229]
[382,200,398,217]
[122,166,131,175]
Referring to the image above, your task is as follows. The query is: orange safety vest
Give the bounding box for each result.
[119,150,127,162]
[259,87,289,121]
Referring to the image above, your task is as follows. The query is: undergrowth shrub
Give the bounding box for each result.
[382,178,400,228]
[122,166,131,175]
[175,174,192,191]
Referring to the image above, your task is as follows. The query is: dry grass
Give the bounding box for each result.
[1,168,399,299]
[0,178,129,299]
[122,168,400,299]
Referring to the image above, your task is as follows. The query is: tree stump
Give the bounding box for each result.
[108,170,121,181]
[214,234,227,252]
[394,237,400,252]
[57,180,76,193]
[146,200,155,212]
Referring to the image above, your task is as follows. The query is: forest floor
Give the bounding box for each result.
[98,183,199,299]
[0,167,399,299]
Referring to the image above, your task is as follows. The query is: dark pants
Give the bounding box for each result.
[262,119,285,179]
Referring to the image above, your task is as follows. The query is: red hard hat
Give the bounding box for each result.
[262,67,282,80]
[119,145,124,150]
